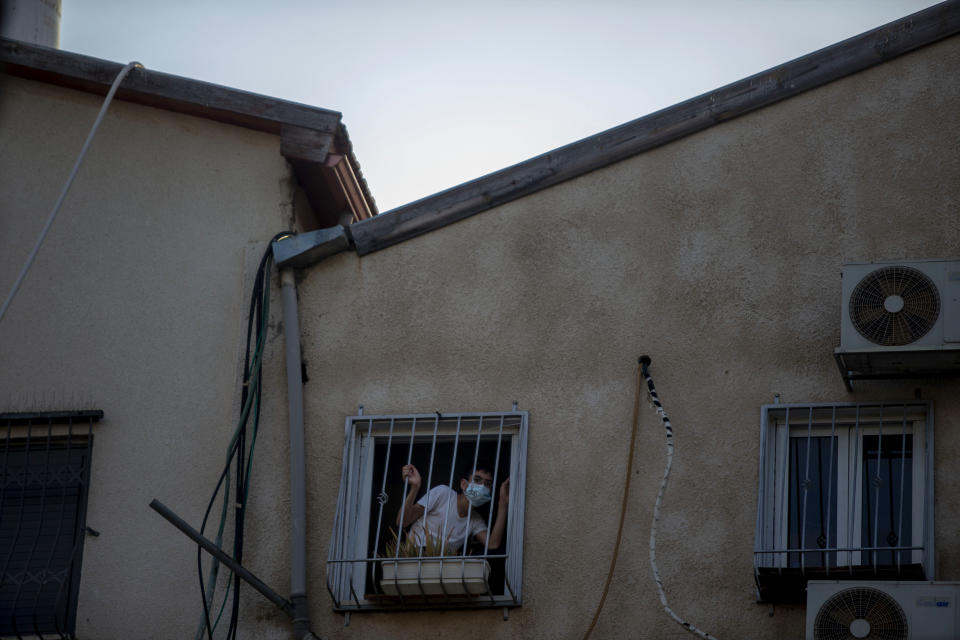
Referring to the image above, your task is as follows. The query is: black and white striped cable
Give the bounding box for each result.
[641,356,721,640]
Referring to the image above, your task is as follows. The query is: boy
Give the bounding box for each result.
[396,463,510,553]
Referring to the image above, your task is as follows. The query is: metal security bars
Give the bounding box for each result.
[0,410,100,638]
[327,410,527,612]
[754,402,933,603]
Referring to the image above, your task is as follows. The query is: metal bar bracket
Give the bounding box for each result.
[149,499,296,618]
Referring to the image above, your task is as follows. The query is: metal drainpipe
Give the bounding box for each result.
[272,226,352,639]
[280,268,310,640]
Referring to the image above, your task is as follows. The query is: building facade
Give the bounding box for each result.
[2,2,959,638]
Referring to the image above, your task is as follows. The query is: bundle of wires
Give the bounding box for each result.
[194,234,287,640]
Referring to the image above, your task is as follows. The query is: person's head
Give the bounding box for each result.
[459,464,494,507]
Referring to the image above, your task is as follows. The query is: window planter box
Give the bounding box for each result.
[380,558,491,596]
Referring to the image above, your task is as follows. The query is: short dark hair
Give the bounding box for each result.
[459,461,493,484]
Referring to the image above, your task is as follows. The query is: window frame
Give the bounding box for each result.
[754,402,934,580]
[327,410,528,612]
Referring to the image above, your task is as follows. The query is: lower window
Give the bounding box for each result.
[754,403,932,603]
[327,410,527,611]
[0,411,99,638]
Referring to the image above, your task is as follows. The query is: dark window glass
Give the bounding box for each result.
[861,434,912,566]
[788,436,837,567]
[0,440,92,637]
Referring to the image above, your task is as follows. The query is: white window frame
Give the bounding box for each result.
[327,410,528,612]
[755,402,933,578]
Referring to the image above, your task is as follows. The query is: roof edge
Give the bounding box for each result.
[350,0,960,256]
[0,37,378,223]
[0,38,344,134]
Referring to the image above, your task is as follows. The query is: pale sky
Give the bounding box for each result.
[60,1,939,212]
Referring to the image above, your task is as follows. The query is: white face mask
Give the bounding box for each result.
[464,482,492,507]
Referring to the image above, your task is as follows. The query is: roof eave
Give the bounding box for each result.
[0,38,377,225]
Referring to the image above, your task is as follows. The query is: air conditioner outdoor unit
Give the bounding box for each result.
[834,259,960,388]
[806,581,959,640]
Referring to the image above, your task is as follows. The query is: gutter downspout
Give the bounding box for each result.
[273,226,352,640]
[280,268,310,640]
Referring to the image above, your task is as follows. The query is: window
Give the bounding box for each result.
[327,410,527,611]
[754,403,933,603]
[1,410,99,638]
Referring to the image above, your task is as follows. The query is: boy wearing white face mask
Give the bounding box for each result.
[396,464,510,553]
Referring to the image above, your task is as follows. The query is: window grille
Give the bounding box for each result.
[0,410,100,638]
[327,410,527,612]
[754,402,933,603]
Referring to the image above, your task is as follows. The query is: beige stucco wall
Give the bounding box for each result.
[0,75,295,638]
[253,34,959,640]
[1,32,958,640]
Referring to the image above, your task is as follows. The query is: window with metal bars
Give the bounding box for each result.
[754,403,933,603]
[0,411,99,639]
[327,410,527,612]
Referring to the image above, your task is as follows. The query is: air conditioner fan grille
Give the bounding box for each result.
[849,266,940,346]
[813,587,908,640]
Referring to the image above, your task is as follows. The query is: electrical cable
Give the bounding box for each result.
[217,245,271,639]
[581,360,644,640]
[194,233,287,640]
[642,356,721,640]
[0,61,143,327]
[196,261,270,639]
[196,248,269,640]
[226,250,271,640]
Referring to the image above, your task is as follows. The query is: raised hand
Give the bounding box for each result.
[401,464,421,489]
[499,477,510,505]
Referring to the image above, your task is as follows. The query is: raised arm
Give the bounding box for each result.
[396,464,425,528]
[477,477,510,549]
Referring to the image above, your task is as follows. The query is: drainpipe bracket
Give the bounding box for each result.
[273,226,351,269]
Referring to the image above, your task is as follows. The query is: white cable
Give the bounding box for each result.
[643,363,721,640]
[0,60,143,326]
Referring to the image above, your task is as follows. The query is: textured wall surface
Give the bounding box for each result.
[0,75,294,639]
[1,31,958,640]
[274,35,959,639]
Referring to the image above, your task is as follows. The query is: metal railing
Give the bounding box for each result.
[754,402,932,590]
[0,410,101,639]
[327,410,527,612]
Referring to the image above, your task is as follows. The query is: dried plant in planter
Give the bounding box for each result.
[382,526,457,558]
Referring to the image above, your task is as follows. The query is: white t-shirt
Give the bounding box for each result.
[409,485,487,553]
